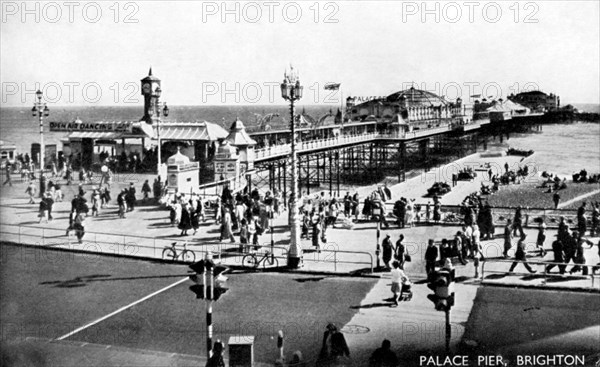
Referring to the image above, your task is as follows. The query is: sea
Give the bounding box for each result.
[1,104,599,177]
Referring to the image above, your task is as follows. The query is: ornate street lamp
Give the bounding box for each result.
[280,66,303,268]
[32,89,50,174]
[150,86,169,175]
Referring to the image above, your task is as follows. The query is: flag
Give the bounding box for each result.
[324,83,341,90]
[470,94,481,98]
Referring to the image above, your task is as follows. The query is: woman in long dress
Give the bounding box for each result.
[220,207,236,243]
[178,204,192,236]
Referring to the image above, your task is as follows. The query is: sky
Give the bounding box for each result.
[1,0,599,107]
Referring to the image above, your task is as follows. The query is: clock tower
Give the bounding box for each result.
[140,67,161,124]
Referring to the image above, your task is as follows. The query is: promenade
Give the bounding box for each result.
[1,151,598,287]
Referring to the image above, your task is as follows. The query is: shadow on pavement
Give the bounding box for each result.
[350,302,392,309]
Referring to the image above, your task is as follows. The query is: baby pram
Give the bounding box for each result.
[399,282,413,302]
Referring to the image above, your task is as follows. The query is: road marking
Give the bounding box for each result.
[56,277,189,341]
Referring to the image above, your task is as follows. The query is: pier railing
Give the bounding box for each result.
[253,121,483,162]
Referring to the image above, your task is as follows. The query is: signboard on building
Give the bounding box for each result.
[49,121,133,132]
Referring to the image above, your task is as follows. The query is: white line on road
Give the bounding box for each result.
[56,277,189,341]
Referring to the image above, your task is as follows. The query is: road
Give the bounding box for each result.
[0,243,377,365]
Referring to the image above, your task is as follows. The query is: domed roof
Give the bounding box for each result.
[386,87,448,107]
[229,118,246,131]
[167,147,190,165]
[225,118,257,146]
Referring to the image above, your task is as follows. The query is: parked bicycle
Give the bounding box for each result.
[242,250,278,269]
[162,242,196,262]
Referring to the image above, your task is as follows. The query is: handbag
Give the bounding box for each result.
[404,254,412,262]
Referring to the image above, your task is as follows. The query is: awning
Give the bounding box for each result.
[159,122,228,141]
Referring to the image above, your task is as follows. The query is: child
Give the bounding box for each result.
[239,218,249,253]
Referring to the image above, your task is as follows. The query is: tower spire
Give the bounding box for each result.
[148,67,153,76]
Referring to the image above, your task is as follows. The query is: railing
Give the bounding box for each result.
[0,223,374,273]
[481,259,600,289]
[253,121,485,161]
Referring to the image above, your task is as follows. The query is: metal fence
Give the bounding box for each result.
[0,223,374,273]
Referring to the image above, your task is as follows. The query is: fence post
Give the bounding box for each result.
[18,225,21,244]
[334,251,337,272]
[42,228,45,246]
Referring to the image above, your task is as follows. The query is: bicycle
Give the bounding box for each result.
[162,242,196,262]
[242,250,279,269]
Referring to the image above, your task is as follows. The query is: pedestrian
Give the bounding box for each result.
[569,236,592,275]
[2,163,12,186]
[536,222,547,256]
[381,234,394,269]
[311,211,322,253]
[39,174,47,198]
[79,167,86,183]
[219,207,236,243]
[504,162,509,173]
[74,211,86,243]
[425,239,438,277]
[38,196,49,223]
[433,201,441,223]
[545,239,565,274]
[205,340,225,367]
[508,234,537,274]
[117,189,127,218]
[100,187,111,208]
[553,192,561,209]
[317,323,350,367]
[179,203,193,236]
[405,201,414,228]
[191,204,200,235]
[503,219,513,258]
[472,224,485,260]
[592,203,600,237]
[512,207,525,237]
[369,339,399,367]
[127,182,136,211]
[463,224,473,258]
[44,192,54,221]
[65,164,73,185]
[142,180,151,202]
[54,183,63,202]
[454,231,468,265]
[153,178,162,202]
[425,201,431,223]
[25,181,36,204]
[91,188,100,217]
[577,202,587,236]
[395,234,406,268]
[487,168,493,181]
[239,218,249,253]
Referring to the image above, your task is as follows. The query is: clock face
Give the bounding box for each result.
[142,83,151,94]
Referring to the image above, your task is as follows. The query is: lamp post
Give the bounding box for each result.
[150,86,169,175]
[280,67,303,269]
[31,90,49,174]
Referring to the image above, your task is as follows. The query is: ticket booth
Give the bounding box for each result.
[166,147,200,196]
